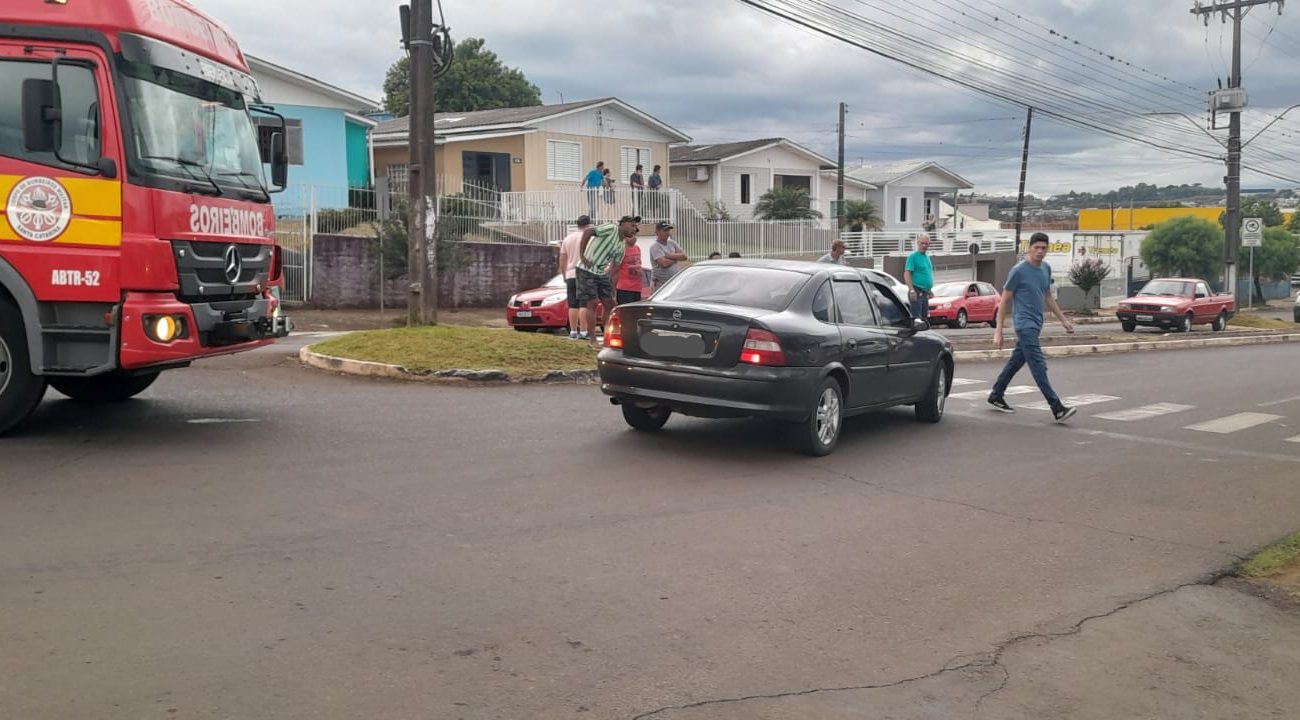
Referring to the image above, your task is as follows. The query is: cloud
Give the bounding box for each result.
[190,0,1300,194]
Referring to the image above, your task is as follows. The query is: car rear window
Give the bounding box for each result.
[654,266,808,311]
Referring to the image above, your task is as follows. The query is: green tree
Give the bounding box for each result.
[1140,216,1224,280]
[1286,209,1300,234]
[753,187,822,221]
[1218,199,1285,228]
[1241,226,1300,301]
[383,38,541,116]
[839,199,883,231]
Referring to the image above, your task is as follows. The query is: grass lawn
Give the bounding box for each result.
[310,326,598,376]
[1240,531,1300,578]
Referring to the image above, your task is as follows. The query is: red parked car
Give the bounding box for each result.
[506,273,650,332]
[926,281,1001,329]
[1116,278,1234,332]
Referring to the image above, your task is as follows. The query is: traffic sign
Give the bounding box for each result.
[1242,217,1263,247]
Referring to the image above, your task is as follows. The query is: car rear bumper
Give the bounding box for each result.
[597,351,820,421]
[1116,309,1232,327]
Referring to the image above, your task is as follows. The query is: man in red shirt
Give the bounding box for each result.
[614,231,643,305]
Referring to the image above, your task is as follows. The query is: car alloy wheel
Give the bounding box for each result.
[954,309,967,329]
[0,333,11,397]
[815,386,841,447]
[1180,313,1192,333]
[1212,311,1227,332]
[936,364,947,417]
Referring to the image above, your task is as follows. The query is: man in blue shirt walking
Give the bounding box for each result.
[988,233,1078,423]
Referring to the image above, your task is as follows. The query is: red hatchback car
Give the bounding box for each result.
[926,281,1001,328]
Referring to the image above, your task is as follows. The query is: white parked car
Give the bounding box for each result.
[1294,290,1299,323]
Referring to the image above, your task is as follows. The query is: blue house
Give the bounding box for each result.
[246,55,381,213]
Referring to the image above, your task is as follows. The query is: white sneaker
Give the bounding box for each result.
[569,331,580,339]
[578,331,589,340]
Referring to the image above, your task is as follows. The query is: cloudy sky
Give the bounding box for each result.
[192,0,1300,196]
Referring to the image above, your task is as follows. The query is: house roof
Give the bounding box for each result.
[670,138,837,168]
[846,161,974,189]
[246,55,380,111]
[371,97,691,145]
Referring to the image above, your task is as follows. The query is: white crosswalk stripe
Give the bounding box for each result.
[1022,394,1120,411]
[950,378,985,387]
[1094,403,1197,421]
[949,385,1037,400]
[1184,412,1283,434]
[1287,435,1300,444]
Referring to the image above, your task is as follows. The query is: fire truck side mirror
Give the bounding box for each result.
[22,78,61,153]
[270,131,288,189]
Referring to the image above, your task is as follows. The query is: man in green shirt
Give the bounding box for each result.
[576,214,639,347]
[904,233,934,321]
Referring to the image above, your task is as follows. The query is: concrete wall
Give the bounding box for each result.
[309,234,556,309]
[881,251,1017,291]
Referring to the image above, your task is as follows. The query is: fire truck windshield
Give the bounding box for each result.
[118,60,267,201]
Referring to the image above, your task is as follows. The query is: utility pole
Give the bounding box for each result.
[836,102,846,230]
[1013,107,1034,253]
[403,0,438,325]
[1191,0,1285,300]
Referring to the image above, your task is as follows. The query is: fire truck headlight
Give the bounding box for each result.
[145,315,184,343]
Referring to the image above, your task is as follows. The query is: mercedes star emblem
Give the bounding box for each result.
[223,245,243,284]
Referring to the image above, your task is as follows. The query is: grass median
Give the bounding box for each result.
[310,326,599,377]
[1228,315,1294,330]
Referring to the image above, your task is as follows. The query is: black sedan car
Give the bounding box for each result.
[597,259,955,455]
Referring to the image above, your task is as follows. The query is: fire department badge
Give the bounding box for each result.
[6,177,73,242]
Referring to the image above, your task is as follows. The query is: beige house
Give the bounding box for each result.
[370,98,691,194]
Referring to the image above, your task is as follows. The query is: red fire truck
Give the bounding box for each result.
[1,0,292,434]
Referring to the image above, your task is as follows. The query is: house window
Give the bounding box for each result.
[924,198,935,219]
[385,163,408,192]
[546,139,582,181]
[253,117,303,165]
[740,174,752,205]
[619,146,652,183]
[899,196,909,224]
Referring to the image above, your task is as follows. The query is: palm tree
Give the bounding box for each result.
[839,199,883,231]
[753,187,823,221]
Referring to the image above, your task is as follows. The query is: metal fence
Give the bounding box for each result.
[839,230,1018,258]
[501,186,674,225]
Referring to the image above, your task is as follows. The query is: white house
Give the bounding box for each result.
[669,138,875,225]
[845,162,975,232]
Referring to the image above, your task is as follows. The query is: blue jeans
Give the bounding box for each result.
[991,327,1060,407]
[910,289,930,321]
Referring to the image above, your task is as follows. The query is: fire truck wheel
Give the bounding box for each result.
[0,299,48,436]
[48,371,161,403]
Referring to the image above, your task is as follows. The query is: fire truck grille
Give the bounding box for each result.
[171,241,272,303]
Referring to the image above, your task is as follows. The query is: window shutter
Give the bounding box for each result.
[547,140,581,181]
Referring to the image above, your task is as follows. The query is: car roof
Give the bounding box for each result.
[702,258,834,275]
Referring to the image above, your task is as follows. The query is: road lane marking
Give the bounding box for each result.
[1184,412,1283,434]
[1287,435,1300,444]
[1094,403,1196,421]
[950,378,985,387]
[1259,393,1300,408]
[187,418,262,425]
[949,385,1036,400]
[1022,394,1120,411]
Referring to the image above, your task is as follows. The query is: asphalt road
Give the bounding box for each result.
[4,337,1300,718]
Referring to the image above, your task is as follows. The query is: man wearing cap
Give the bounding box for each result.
[649,221,687,290]
[558,215,592,339]
[576,214,639,348]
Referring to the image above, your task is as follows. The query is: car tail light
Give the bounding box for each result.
[604,309,623,348]
[741,327,785,366]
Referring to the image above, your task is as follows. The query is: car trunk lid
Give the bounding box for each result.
[617,303,770,367]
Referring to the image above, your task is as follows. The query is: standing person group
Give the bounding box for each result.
[904,233,933,320]
[574,214,643,348]
[583,161,668,221]
[987,232,1077,423]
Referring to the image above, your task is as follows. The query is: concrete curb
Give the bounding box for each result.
[298,346,599,385]
[955,332,1300,362]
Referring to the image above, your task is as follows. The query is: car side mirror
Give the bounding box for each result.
[22,78,61,153]
[905,317,930,335]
